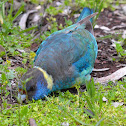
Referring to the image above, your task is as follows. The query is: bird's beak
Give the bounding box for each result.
[17,93,26,103]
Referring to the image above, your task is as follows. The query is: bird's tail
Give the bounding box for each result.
[76,7,94,23]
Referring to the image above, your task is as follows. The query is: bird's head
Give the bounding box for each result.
[18,67,53,102]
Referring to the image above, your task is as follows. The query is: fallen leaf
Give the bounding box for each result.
[111,25,126,30]
[19,10,37,30]
[95,67,126,84]
[100,26,110,31]
[116,64,126,68]
[94,25,110,31]
[112,102,124,108]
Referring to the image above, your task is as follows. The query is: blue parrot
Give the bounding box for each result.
[18,7,98,101]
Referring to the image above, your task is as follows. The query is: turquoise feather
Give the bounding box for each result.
[76,7,93,23]
[18,7,98,101]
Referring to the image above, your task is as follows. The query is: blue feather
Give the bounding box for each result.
[76,7,94,23]
[33,81,50,100]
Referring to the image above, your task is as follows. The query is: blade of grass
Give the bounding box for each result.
[19,26,37,34]
[85,95,94,111]
[8,0,14,22]
[99,94,103,113]
[86,79,95,99]
[70,114,93,126]
[12,3,25,21]
[96,35,113,40]
[95,118,105,126]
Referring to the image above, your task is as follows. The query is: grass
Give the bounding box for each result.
[0,80,126,125]
[0,0,126,125]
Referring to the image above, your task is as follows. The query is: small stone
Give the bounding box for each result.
[74,14,80,18]
[62,6,71,15]
[36,5,41,10]
[56,2,62,6]
[102,97,108,102]
[61,122,69,126]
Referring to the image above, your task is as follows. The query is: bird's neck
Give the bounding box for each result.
[33,66,54,90]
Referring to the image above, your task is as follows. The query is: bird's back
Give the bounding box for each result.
[35,28,97,89]
[34,7,97,90]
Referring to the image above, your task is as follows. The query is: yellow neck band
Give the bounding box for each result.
[34,66,54,90]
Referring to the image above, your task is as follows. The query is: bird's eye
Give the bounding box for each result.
[19,89,26,94]
[30,86,35,91]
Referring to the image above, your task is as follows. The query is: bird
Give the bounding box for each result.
[18,7,98,101]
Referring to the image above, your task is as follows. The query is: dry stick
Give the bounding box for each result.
[32,0,51,42]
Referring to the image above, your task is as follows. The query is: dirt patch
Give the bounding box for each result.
[92,8,126,78]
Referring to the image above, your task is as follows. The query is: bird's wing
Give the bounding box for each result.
[34,13,98,61]
[34,26,97,81]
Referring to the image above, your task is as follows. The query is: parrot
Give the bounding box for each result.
[18,7,98,101]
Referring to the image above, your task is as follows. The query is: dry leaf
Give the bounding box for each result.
[19,10,37,30]
[29,118,37,126]
[93,68,110,72]
[112,102,124,108]
[111,25,126,30]
[94,25,110,31]
[95,67,126,84]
